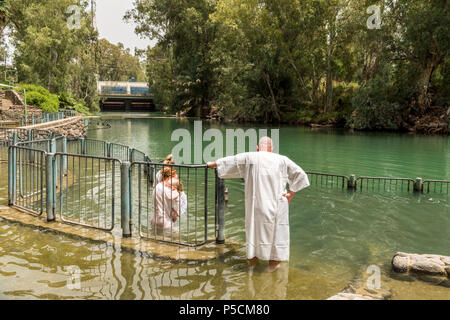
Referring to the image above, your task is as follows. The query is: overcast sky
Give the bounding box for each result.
[96,0,156,53]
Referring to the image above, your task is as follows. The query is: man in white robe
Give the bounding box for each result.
[207,137,310,272]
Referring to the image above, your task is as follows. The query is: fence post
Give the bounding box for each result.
[8,146,14,205]
[348,174,356,189]
[215,170,226,244]
[61,136,67,174]
[414,177,423,193]
[80,138,86,155]
[144,156,154,184]
[10,133,18,205]
[27,130,35,163]
[45,152,56,222]
[105,142,111,158]
[121,161,132,237]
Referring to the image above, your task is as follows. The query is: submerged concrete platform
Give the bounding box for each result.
[0,205,241,262]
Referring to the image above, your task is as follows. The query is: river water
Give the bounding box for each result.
[0,114,449,299]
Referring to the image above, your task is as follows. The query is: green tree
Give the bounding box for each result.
[126,0,218,116]
[0,0,7,37]
[97,39,147,82]
[128,0,449,132]
[7,0,100,111]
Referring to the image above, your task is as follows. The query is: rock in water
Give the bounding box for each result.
[392,252,450,277]
[327,283,391,300]
[327,293,380,300]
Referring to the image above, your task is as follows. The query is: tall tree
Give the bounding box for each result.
[126,0,218,116]
[97,39,146,82]
[7,0,100,111]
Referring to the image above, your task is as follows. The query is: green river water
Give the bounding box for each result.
[0,114,449,299]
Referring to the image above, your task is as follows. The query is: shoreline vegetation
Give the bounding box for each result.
[125,0,449,136]
[1,0,449,135]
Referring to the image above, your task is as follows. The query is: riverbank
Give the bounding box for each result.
[204,108,450,136]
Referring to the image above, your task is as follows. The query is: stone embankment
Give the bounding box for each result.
[19,116,87,139]
[1,90,43,122]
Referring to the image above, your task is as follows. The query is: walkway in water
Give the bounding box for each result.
[0,205,239,262]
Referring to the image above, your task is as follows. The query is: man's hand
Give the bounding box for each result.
[283,191,295,204]
[207,162,217,169]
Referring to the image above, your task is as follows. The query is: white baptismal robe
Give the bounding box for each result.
[152,182,180,230]
[216,152,310,261]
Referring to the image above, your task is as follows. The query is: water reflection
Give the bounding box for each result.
[0,217,340,300]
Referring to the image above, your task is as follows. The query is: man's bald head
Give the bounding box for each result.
[257,136,274,152]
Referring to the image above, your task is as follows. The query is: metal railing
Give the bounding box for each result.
[84,139,108,157]
[4,131,223,247]
[422,180,450,194]
[355,176,416,192]
[306,172,349,189]
[55,152,118,231]
[0,128,60,161]
[305,173,450,195]
[8,145,46,216]
[110,142,130,162]
[2,128,449,247]
[131,162,210,247]
[19,110,78,126]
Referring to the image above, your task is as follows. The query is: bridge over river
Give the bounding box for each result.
[97,81,155,112]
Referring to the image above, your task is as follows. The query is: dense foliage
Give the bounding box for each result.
[1,0,448,133]
[97,39,147,82]
[2,0,146,114]
[0,0,7,36]
[126,0,449,133]
[15,84,60,112]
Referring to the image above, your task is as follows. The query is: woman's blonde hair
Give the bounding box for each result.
[177,181,184,193]
[164,154,175,164]
[162,166,178,181]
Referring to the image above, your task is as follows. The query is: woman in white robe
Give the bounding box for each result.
[151,178,180,231]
